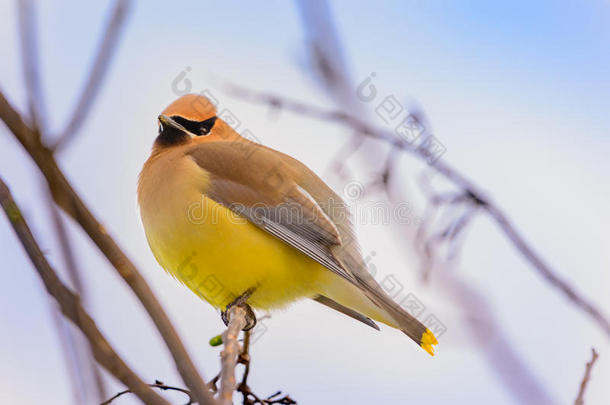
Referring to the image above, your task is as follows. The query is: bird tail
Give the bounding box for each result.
[355,277,438,356]
[318,272,438,356]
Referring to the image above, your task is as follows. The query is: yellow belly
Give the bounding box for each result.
[138,153,394,327]
[140,174,327,310]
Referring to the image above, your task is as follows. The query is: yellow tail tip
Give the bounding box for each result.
[420,329,438,356]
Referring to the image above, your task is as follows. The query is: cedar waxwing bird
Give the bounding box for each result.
[137,94,438,355]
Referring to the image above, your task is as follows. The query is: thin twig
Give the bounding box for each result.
[221,83,610,338]
[322,131,364,183]
[574,348,599,405]
[415,177,480,281]
[0,177,170,405]
[238,331,253,390]
[207,374,220,393]
[52,0,131,150]
[236,330,296,405]
[219,306,247,405]
[17,0,45,132]
[235,330,265,404]
[100,380,195,405]
[0,91,216,405]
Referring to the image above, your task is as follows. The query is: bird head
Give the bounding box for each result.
[155,94,220,148]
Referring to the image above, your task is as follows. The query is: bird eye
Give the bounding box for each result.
[198,116,217,136]
[170,115,217,136]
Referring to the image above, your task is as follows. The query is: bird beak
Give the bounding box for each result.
[158,114,181,130]
[158,114,197,138]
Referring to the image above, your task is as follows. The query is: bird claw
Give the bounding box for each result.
[221,289,257,331]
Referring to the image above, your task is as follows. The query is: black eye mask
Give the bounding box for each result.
[170,115,217,136]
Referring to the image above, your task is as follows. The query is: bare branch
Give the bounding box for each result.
[52,0,131,150]
[0,91,216,405]
[574,348,599,405]
[219,306,247,405]
[221,83,610,338]
[0,177,170,405]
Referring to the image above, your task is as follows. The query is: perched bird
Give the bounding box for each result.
[138,94,438,355]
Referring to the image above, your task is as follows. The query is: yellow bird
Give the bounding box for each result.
[138,94,438,355]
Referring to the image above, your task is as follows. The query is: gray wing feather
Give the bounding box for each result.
[313,295,379,330]
[221,196,356,284]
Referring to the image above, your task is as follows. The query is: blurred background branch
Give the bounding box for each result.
[17,0,45,132]
[52,0,130,151]
[0,177,171,405]
[223,82,609,340]
[1,0,215,401]
[0,84,215,405]
[18,0,107,401]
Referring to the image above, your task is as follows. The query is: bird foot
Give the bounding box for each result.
[221,289,257,331]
